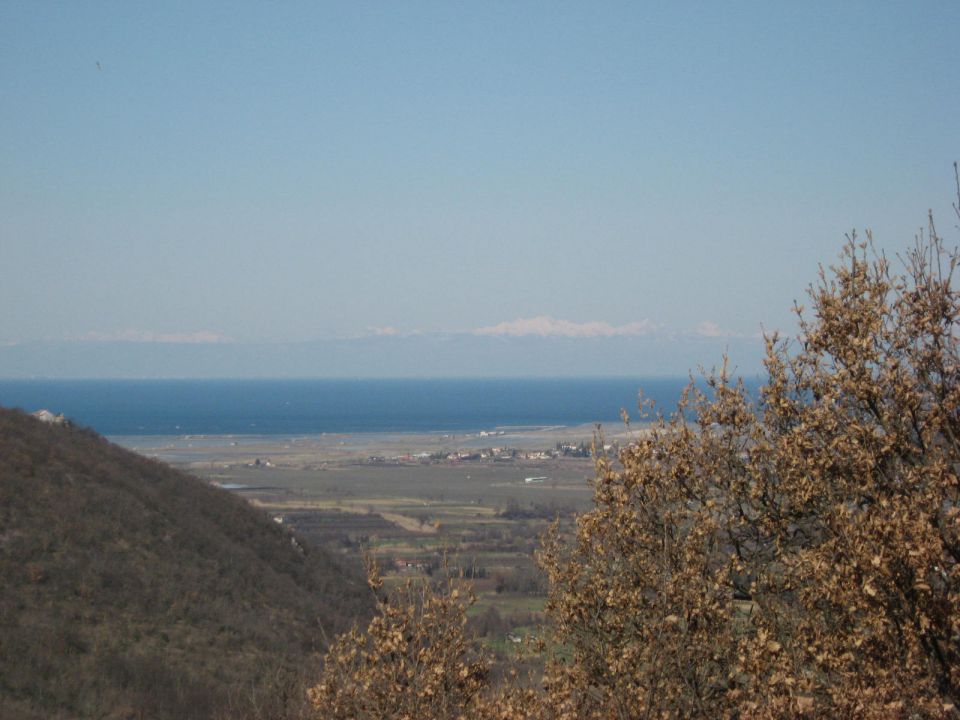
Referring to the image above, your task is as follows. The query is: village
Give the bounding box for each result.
[361,439,601,465]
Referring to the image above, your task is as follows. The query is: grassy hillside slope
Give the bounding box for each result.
[0,407,371,720]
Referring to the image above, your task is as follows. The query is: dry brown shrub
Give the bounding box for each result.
[306,557,491,719]
[306,173,960,719]
[539,176,960,718]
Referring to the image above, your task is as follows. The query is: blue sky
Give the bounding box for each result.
[2,2,958,377]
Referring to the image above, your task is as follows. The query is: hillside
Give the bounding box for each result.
[0,407,372,720]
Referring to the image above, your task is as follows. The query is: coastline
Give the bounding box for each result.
[109,421,642,470]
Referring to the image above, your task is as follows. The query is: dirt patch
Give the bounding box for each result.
[381,512,438,534]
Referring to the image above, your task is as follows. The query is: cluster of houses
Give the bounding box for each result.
[362,439,615,466]
[366,447,553,464]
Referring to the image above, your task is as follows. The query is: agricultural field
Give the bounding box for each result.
[119,424,637,664]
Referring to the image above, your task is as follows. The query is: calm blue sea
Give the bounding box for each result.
[0,378,761,437]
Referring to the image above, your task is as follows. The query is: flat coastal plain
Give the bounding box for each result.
[113,423,641,663]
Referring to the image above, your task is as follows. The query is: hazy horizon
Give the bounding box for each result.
[0,331,766,379]
[3,3,958,378]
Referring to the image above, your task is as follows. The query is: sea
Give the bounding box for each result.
[0,377,762,437]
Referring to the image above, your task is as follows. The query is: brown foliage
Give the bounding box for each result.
[539,195,960,717]
[307,558,490,719]
[308,178,960,718]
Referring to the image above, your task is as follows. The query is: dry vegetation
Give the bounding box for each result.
[308,180,960,718]
[4,181,959,719]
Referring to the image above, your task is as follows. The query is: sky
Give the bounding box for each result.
[1,2,958,377]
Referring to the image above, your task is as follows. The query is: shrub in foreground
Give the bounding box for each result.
[310,181,960,718]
